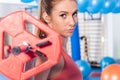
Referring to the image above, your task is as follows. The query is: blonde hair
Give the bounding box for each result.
[35,0,61,38]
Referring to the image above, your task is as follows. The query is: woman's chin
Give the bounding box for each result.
[66,33,73,37]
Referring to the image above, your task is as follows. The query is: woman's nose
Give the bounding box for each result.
[69,17,76,27]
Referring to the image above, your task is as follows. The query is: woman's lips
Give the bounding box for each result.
[68,29,74,33]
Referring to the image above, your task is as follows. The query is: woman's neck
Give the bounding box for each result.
[61,37,68,52]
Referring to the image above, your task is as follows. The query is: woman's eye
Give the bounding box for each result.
[60,14,67,18]
[73,11,78,17]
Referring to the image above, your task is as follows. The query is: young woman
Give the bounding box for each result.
[34,0,82,80]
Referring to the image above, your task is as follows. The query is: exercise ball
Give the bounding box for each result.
[112,0,120,13]
[21,0,34,3]
[75,60,91,78]
[100,0,116,14]
[100,56,115,69]
[77,0,89,12]
[87,0,105,14]
[101,64,120,80]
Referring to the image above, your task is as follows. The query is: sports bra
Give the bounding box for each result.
[50,50,83,80]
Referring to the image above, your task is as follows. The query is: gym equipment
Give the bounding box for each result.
[87,0,105,14]
[101,64,120,80]
[80,36,88,62]
[100,0,116,14]
[75,60,91,78]
[112,0,120,13]
[71,23,81,61]
[21,0,34,3]
[77,0,120,14]
[100,56,115,69]
[0,10,61,80]
[77,0,89,12]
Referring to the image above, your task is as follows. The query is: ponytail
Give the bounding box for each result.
[35,0,47,39]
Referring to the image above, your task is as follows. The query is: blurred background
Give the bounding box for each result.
[0,0,120,67]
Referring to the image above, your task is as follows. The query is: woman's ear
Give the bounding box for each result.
[42,12,51,23]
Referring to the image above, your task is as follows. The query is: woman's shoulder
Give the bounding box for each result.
[48,51,82,80]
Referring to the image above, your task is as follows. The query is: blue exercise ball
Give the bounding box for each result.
[77,0,89,12]
[100,0,116,14]
[112,0,120,13]
[87,0,105,14]
[75,60,91,78]
[21,0,34,3]
[100,56,116,69]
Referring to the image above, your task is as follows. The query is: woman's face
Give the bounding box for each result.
[47,0,78,37]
